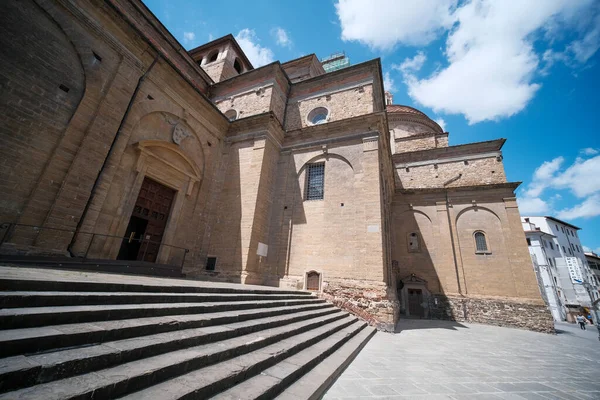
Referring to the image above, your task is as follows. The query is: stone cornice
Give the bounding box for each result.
[226,112,284,147]
[283,112,386,150]
[396,182,521,195]
[106,0,213,87]
[394,131,448,142]
[393,138,506,164]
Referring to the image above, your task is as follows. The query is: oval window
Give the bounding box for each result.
[224,109,237,121]
[308,107,329,125]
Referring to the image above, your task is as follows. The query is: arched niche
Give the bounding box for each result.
[455,206,509,295]
[135,140,202,196]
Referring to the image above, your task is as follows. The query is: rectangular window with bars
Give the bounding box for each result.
[305,163,325,200]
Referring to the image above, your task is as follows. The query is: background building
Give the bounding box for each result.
[0,0,552,332]
[522,216,598,322]
[522,218,565,321]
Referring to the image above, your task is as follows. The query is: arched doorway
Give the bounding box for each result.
[398,274,430,318]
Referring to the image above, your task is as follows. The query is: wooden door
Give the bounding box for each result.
[306,271,320,291]
[408,288,424,318]
[123,177,176,263]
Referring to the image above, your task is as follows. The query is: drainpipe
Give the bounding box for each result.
[68,54,161,256]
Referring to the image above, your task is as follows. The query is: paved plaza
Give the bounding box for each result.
[324,320,600,399]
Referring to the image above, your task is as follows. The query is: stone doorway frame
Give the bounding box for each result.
[104,140,202,264]
[398,273,430,318]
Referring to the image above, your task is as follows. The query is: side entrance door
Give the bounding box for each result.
[117,177,176,263]
[407,288,425,318]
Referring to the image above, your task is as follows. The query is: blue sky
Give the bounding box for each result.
[144,0,600,252]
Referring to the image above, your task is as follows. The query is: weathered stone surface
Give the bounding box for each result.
[0,0,551,337]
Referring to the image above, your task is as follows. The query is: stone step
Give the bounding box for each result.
[0,291,313,308]
[0,266,309,295]
[118,316,360,400]
[276,326,377,400]
[0,302,334,358]
[0,298,325,329]
[0,315,357,400]
[211,321,373,400]
[0,308,346,393]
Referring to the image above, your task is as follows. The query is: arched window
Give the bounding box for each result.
[307,107,329,125]
[233,58,243,74]
[224,109,237,121]
[407,232,420,253]
[207,51,219,63]
[474,231,489,253]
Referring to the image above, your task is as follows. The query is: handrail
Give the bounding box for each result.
[0,222,189,268]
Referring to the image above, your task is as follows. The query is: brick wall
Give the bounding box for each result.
[285,84,374,131]
[0,0,85,225]
[396,156,506,189]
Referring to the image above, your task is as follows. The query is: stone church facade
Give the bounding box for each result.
[0,0,553,332]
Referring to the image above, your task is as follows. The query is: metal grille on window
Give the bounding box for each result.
[306,163,325,200]
[475,232,488,252]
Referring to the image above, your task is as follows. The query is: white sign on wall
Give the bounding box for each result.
[257,242,268,257]
[566,257,583,284]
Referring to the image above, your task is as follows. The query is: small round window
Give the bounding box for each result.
[308,107,329,125]
[224,109,237,121]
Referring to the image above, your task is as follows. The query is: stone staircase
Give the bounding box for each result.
[0,266,375,399]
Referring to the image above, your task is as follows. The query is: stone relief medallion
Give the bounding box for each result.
[172,122,190,145]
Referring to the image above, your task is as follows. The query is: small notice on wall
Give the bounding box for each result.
[257,242,268,257]
[367,225,380,233]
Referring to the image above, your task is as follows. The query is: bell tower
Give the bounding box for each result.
[188,34,253,83]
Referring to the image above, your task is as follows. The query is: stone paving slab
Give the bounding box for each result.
[324,320,600,399]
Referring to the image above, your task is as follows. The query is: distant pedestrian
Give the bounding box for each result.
[587,313,593,325]
[576,314,586,330]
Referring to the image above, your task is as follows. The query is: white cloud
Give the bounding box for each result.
[556,194,600,220]
[519,153,600,221]
[337,1,600,124]
[568,13,600,63]
[395,52,427,74]
[335,0,457,50]
[383,72,396,93]
[272,27,292,48]
[435,118,446,132]
[581,148,599,156]
[183,32,195,43]
[523,157,564,198]
[235,29,275,67]
[208,33,214,42]
[517,197,551,215]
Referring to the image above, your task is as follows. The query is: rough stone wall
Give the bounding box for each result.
[437,135,449,147]
[200,60,225,82]
[395,136,436,153]
[394,133,449,154]
[320,279,397,332]
[396,157,506,189]
[285,84,373,131]
[214,86,273,121]
[425,294,554,333]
